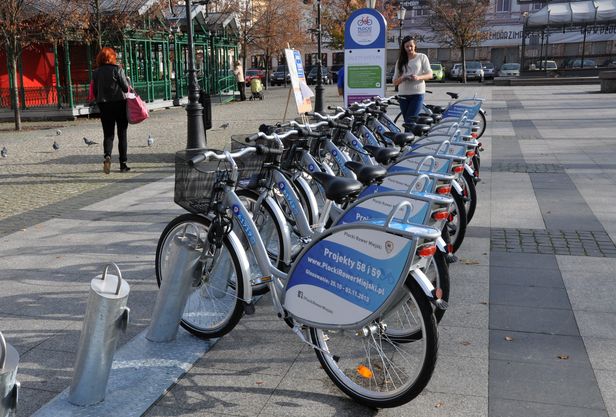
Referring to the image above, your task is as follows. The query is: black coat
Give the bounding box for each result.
[93,64,130,103]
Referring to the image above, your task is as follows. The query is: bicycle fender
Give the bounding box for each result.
[263,195,293,266]
[225,229,253,302]
[465,163,475,176]
[452,179,463,194]
[293,176,319,229]
[436,236,447,252]
[410,268,435,300]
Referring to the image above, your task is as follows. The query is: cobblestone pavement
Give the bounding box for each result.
[0,85,348,231]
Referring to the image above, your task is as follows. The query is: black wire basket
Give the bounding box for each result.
[174,148,267,214]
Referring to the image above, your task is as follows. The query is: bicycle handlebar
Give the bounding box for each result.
[188,145,282,167]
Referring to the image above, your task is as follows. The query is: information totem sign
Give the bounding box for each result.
[343,8,387,107]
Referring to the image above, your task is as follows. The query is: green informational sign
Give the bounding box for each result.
[348,66,382,89]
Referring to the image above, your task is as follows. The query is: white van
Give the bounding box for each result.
[532,60,558,71]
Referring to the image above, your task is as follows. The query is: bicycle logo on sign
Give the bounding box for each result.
[357,16,372,26]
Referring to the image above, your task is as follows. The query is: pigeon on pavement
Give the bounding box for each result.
[147,134,154,147]
[219,122,229,129]
[1,146,7,158]
[56,129,62,136]
[83,137,98,146]
[52,141,60,151]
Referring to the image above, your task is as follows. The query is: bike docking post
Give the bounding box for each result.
[146,223,202,342]
[68,263,130,406]
[0,332,19,417]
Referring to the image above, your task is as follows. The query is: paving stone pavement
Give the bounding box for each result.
[1,83,616,417]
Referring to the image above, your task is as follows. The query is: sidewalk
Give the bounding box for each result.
[1,83,616,417]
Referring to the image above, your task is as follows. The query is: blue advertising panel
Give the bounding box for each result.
[284,226,414,327]
[359,173,433,198]
[336,194,430,226]
[343,8,387,107]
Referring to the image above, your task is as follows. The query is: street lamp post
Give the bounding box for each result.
[397,6,406,44]
[184,0,207,149]
[314,0,324,113]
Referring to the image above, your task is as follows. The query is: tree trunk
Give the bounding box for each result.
[9,51,22,131]
[461,46,467,84]
[95,0,102,51]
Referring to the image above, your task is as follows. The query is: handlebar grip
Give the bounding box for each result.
[247,133,261,142]
[188,153,206,167]
[256,144,284,155]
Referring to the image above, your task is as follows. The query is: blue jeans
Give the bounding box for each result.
[399,94,425,125]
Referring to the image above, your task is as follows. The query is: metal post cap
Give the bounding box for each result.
[91,263,130,299]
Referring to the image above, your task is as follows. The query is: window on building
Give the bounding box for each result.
[332,52,344,66]
[532,2,545,10]
[414,8,430,16]
[496,0,511,12]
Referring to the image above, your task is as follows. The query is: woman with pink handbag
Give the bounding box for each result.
[92,47,131,173]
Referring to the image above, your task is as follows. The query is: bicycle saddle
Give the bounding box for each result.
[383,131,415,147]
[419,112,442,123]
[364,145,400,165]
[446,92,459,99]
[425,104,446,114]
[311,172,363,204]
[344,161,387,186]
[409,115,434,126]
[402,123,431,137]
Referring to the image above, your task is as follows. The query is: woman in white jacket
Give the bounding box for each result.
[392,36,433,128]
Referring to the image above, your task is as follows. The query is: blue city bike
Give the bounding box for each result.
[155,145,442,408]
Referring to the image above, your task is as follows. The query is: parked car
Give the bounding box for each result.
[245,68,265,86]
[497,62,520,77]
[608,60,616,68]
[270,65,290,86]
[570,58,597,68]
[464,61,484,82]
[449,63,462,80]
[430,63,445,82]
[481,62,495,79]
[306,66,331,85]
[531,60,558,71]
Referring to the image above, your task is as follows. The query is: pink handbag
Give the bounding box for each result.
[88,80,95,103]
[125,88,149,124]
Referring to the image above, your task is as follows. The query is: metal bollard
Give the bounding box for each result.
[68,263,130,406]
[0,332,19,417]
[146,223,202,342]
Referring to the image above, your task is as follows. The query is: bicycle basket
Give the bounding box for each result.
[174,148,267,213]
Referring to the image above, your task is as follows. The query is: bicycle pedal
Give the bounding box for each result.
[250,275,272,286]
[446,254,458,264]
[244,303,256,315]
[474,177,482,183]
[434,298,448,311]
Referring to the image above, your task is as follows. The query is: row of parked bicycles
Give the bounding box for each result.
[155,92,486,408]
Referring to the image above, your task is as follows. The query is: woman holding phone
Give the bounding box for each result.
[392,36,433,127]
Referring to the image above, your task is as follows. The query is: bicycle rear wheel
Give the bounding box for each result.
[382,250,449,341]
[309,278,438,408]
[474,110,487,139]
[155,213,245,339]
[461,170,478,224]
[448,189,468,252]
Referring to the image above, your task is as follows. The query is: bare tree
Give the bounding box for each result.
[248,0,308,81]
[427,0,489,83]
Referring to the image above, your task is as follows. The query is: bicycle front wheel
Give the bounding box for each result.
[155,213,245,339]
[309,278,438,408]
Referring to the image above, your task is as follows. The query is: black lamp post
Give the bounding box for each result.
[314,0,324,113]
[184,0,207,149]
[397,6,406,44]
